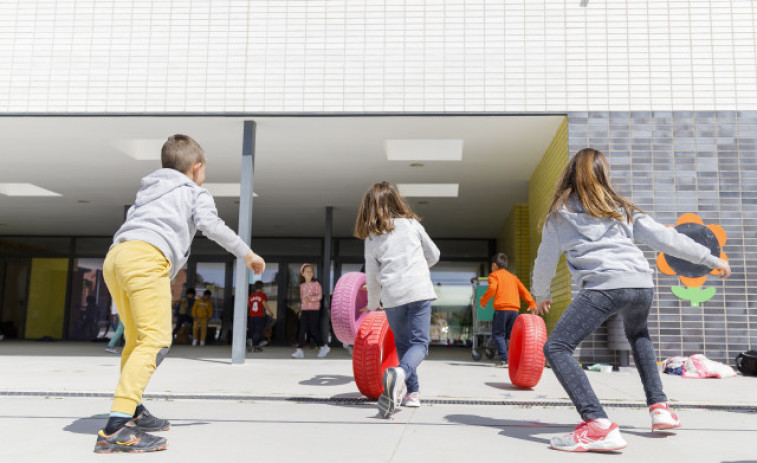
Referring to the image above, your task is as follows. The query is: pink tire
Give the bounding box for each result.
[331,272,369,345]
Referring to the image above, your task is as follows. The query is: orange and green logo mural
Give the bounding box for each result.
[656,213,727,307]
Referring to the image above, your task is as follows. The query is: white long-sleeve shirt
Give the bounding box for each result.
[364,218,440,310]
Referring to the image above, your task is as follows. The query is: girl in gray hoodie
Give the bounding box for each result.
[355,182,440,419]
[531,148,730,453]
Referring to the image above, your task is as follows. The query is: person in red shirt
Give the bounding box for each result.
[479,253,536,367]
[247,281,271,352]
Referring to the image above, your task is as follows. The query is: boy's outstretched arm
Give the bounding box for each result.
[194,190,265,274]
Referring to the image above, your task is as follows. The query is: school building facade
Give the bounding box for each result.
[0,1,755,366]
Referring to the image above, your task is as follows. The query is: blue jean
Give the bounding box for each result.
[492,310,519,361]
[384,299,432,394]
[107,321,124,349]
[248,316,266,346]
[543,288,665,421]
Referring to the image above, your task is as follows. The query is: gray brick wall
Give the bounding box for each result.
[567,111,757,367]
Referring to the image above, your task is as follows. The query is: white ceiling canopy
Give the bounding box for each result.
[398,183,459,197]
[385,139,464,161]
[0,183,61,197]
[0,115,565,238]
[114,138,165,161]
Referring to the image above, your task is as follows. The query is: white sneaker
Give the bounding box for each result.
[550,420,627,452]
[317,345,331,358]
[200,341,205,346]
[104,346,119,354]
[378,367,407,418]
[650,403,681,431]
[292,348,304,359]
[402,391,421,407]
[192,339,198,346]
[259,340,268,347]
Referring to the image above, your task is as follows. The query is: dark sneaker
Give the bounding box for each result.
[253,346,263,352]
[132,408,171,432]
[93,422,168,453]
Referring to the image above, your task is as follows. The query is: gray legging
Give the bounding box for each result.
[543,288,666,421]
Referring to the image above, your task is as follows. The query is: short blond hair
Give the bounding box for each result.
[161,134,206,173]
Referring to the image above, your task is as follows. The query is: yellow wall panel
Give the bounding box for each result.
[529,117,571,333]
[26,258,68,339]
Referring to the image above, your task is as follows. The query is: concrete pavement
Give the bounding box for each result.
[1,341,755,462]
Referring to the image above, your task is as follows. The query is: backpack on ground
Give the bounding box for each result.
[735,350,757,376]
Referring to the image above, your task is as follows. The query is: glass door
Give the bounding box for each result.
[193,261,230,343]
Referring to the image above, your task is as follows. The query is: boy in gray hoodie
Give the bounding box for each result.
[531,148,730,452]
[94,134,265,453]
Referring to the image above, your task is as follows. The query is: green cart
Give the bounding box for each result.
[471,277,496,361]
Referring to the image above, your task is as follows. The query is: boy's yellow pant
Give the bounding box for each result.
[103,241,172,416]
[193,318,209,342]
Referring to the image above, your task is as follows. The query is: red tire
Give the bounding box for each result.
[352,311,399,400]
[508,314,548,389]
[331,272,369,344]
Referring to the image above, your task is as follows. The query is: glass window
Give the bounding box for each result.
[75,237,112,256]
[0,237,70,256]
[337,238,364,257]
[429,261,481,345]
[0,258,31,339]
[435,240,491,259]
[67,258,110,341]
[194,262,227,323]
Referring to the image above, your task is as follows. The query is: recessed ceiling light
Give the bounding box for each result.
[385,140,463,161]
[114,139,165,160]
[0,183,62,197]
[202,183,258,198]
[397,184,459,197]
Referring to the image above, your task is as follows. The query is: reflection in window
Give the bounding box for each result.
[67,258,110,340]
[429,262,482,345]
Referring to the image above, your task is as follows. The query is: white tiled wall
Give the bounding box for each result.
[0,0,755,113]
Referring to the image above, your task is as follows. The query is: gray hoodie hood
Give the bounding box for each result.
[134,169,194,207]
[530,196,720,302]
[113,168,250,280]
[559,196,619,242]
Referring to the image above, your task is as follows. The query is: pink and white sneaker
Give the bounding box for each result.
[550,420,627,452]
[650,403,681,431]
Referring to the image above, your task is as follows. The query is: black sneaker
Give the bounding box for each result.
[132,408,171,432]
[495,361,508,368]
[93,422,167,453]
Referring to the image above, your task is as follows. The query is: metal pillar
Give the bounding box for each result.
[322,206,333,293]
[231,121,256,365]
[321,206,333,345]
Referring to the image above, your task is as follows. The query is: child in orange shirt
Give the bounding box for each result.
[479,253,536,367]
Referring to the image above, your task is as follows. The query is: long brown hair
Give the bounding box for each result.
[354,182,420,239]
[545,148,641,224]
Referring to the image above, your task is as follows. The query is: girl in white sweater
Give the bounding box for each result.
[355,182,440,418]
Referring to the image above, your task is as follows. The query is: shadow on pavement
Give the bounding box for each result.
[299,374,353,387]
[444,414,569,447]
[484,382,527,392]
[62,416,210,435]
